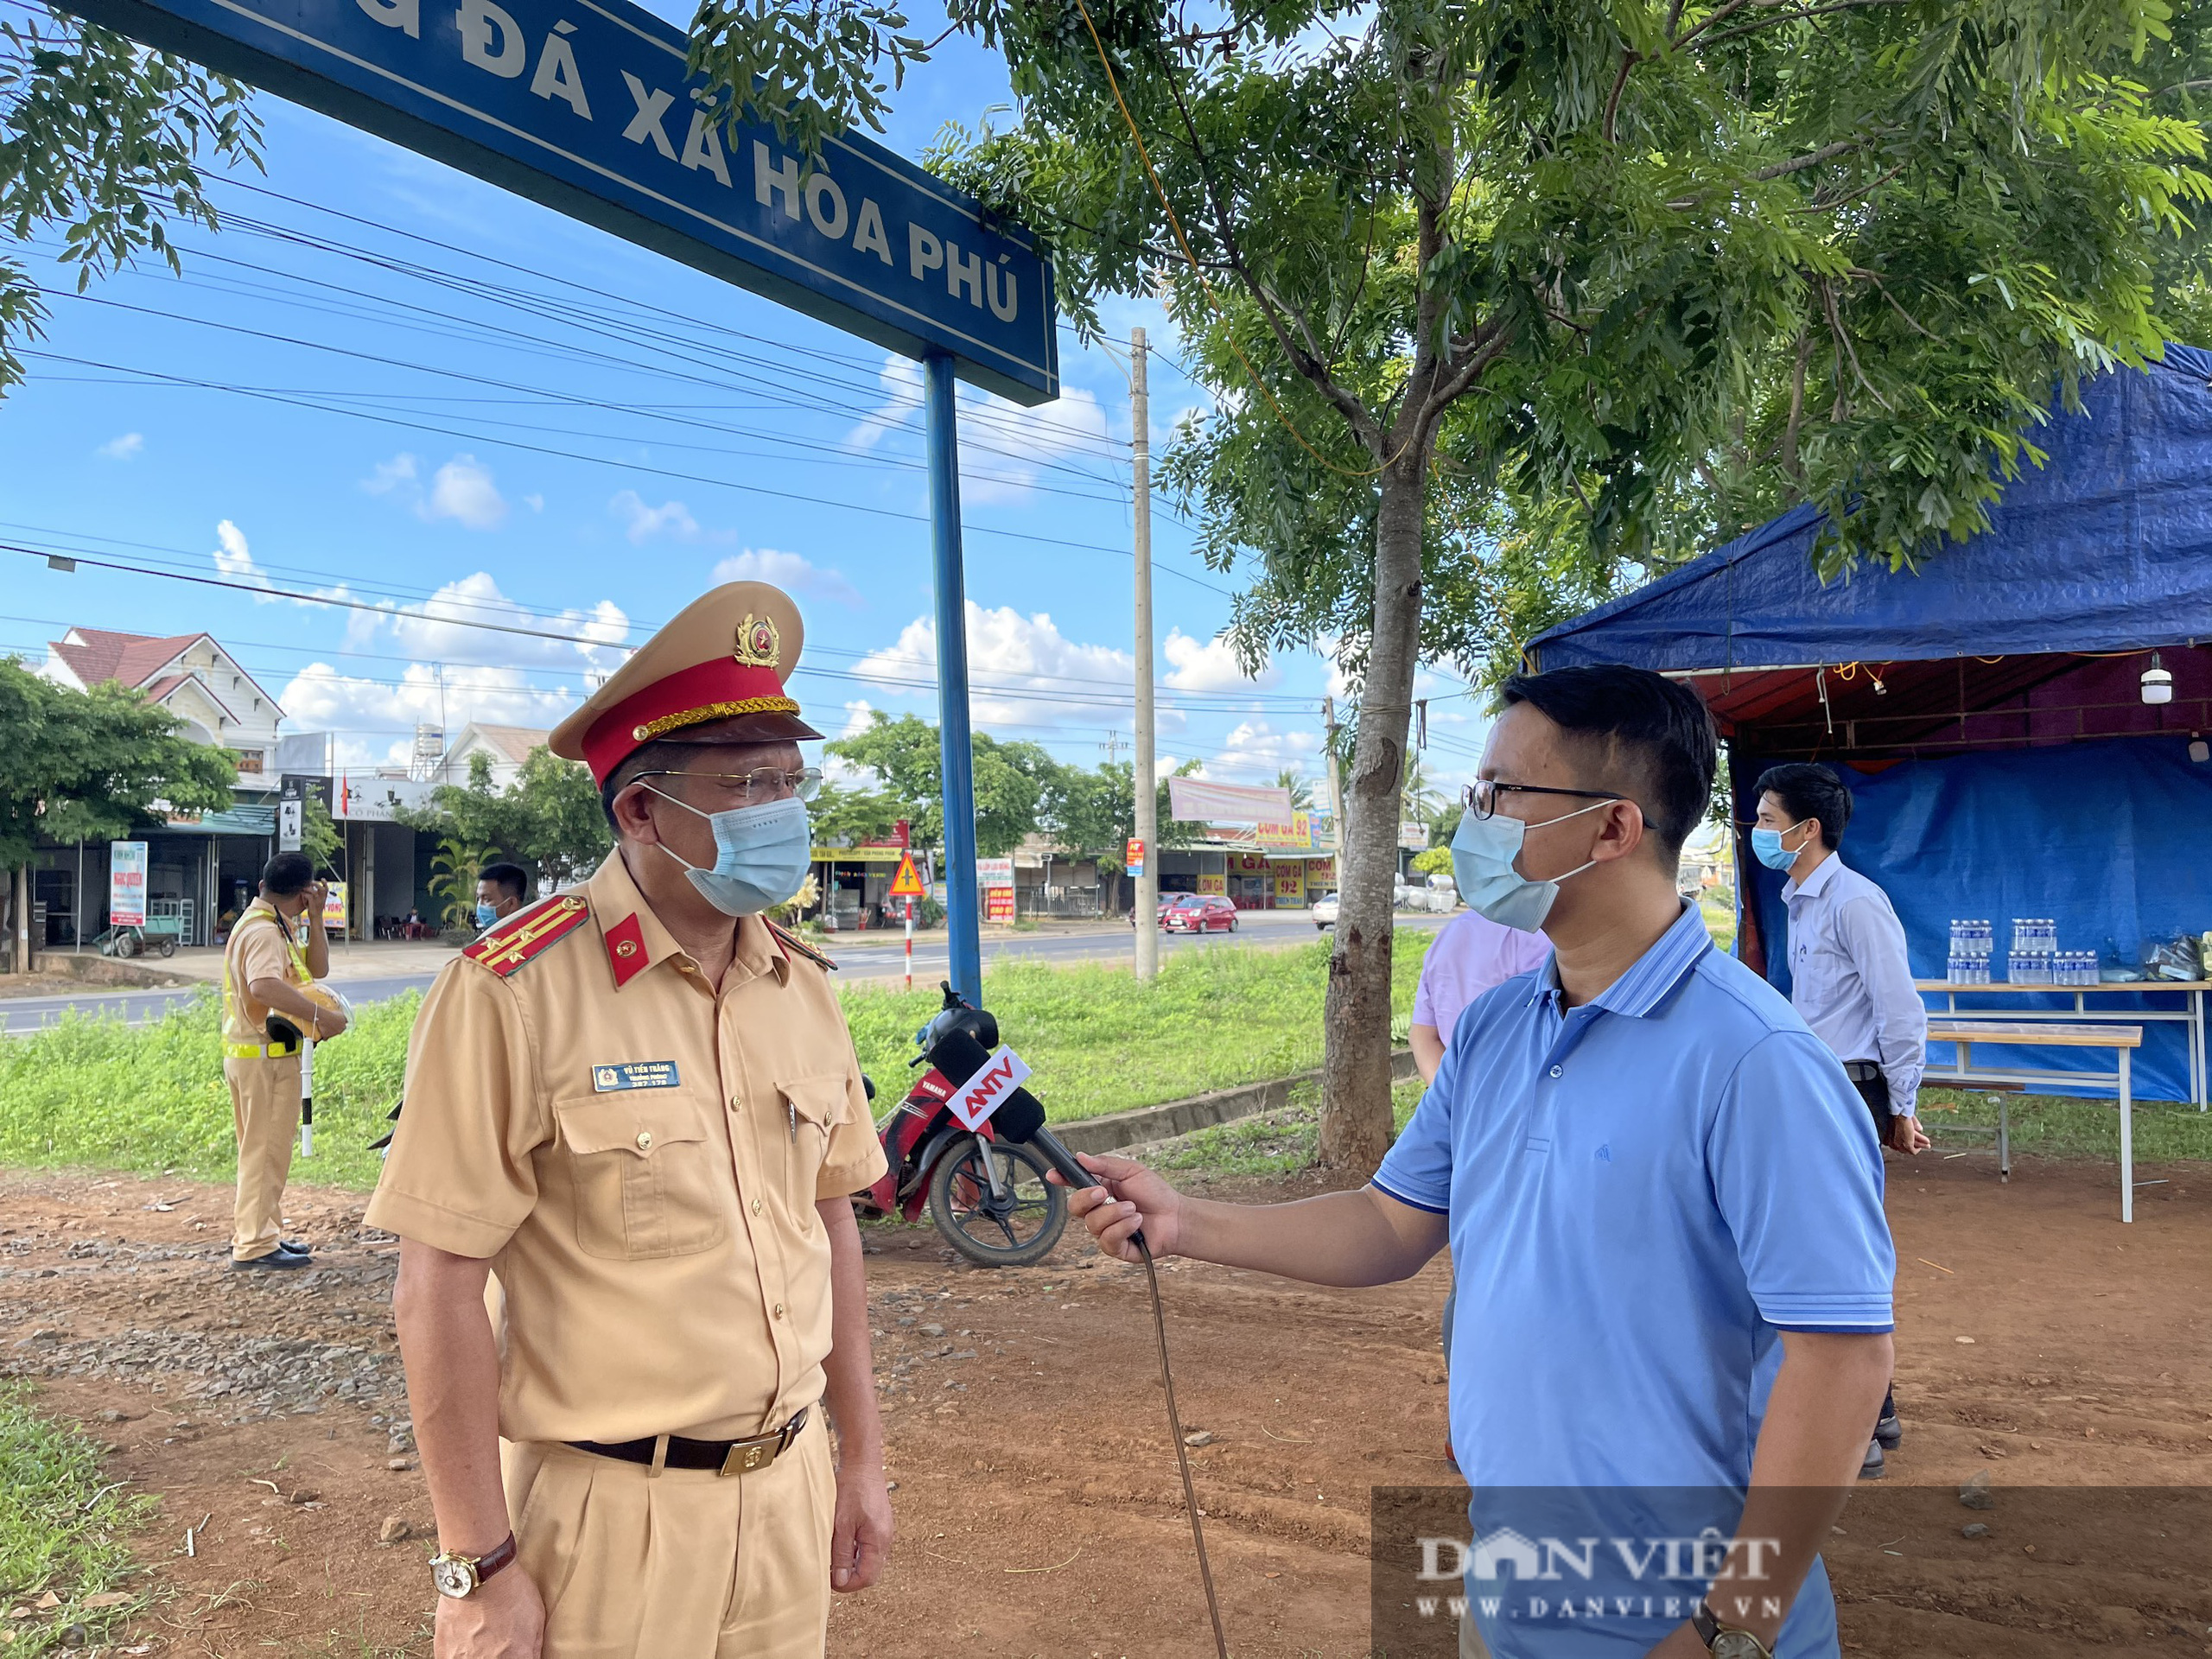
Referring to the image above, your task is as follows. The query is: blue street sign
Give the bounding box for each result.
[55,0,1059,404]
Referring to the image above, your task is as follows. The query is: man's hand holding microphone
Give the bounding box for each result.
[1055,1154,1185,1263]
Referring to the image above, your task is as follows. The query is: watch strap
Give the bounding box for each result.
[473,1533,518,1585]
[1691,1598,1720,1648]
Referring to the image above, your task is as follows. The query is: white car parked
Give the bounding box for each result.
[1312,891,1339,929]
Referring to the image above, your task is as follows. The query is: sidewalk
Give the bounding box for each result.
[137,939,462,986]
[820,915,1135,950]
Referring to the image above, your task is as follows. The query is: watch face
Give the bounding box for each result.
[1712,1633,1769,1659]
[430,1557,478,1599]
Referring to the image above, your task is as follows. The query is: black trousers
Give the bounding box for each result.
[1849,1068,1895,1145]
[1848,1065,1898,1430]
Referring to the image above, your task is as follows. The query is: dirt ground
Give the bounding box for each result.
[2,1151,2207,1657]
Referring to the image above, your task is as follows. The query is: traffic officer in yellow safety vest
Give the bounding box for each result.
[369,581,893,1659]
[221,850,349,1270]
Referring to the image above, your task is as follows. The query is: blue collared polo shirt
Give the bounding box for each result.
[1375,901,1894,1657]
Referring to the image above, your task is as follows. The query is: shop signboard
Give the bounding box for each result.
[109,841,148,926]
[976,856,1015,890]
[1305,856,1336,886]
[1197,872,1228,896]
[1274,866,1306,904]
[1398,821,1431,849]
[984,887,1017,923]
[1124,836,1145,877]
[323,883,350,931]
[1255,810,1313,852]
[278,799,305,852]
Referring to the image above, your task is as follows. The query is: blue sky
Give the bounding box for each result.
[1,0,1490,798]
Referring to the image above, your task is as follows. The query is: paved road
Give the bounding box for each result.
[0,910,1451,1032]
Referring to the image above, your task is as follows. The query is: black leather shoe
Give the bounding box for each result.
[232,1246,312,1271]
[1874,1409,1903,1450]
[1859,1439,1885,1480]
[279,1238,313,1256]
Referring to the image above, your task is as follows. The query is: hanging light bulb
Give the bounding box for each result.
[2141,652,2174,706]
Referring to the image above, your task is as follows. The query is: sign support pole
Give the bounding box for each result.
[925,352,982,1002]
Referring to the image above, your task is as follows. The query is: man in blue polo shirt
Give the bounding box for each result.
[1065,665,1894,1659]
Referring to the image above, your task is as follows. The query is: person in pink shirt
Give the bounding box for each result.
[1409,905,1552,1444]
[1409,908,1554,1084]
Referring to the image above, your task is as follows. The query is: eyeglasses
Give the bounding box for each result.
[1463,779,1624,820]
[638,766,823,805]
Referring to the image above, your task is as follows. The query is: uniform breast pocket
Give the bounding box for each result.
[774,1075,849,1217]
[555,1096,728,1261]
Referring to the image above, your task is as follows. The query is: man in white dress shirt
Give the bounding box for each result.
[1752,762,1926,1481]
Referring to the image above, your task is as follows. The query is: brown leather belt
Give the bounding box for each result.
[569,1406,810,1478]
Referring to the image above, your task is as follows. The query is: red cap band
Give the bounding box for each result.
[580,659,798,784]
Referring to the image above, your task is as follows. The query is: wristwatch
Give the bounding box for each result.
[1691,1598,1774,1659]
[429,1534,518,1599]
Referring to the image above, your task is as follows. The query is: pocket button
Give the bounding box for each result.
[636,1130,654,1150]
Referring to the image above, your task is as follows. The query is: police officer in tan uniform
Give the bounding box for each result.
[222,850,347,1269]
[369,582,892,1659]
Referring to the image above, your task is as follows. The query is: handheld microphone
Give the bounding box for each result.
[925,1027,1139,1245]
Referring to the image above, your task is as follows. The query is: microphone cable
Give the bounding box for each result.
[1135,1230,1231,1659]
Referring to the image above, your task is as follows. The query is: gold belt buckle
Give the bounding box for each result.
[718,1436,773,1478]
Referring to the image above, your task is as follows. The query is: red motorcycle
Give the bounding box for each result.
[856,985,1069,1268]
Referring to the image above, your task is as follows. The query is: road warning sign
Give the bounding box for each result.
[889,854,927,899]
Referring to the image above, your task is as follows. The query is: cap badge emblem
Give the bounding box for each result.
[734,614,781,669]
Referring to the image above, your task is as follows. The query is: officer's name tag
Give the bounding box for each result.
[592,1061,680,1092]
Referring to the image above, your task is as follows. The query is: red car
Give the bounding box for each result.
[1160,894,1238,933]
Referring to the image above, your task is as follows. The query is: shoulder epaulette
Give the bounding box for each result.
[766,918,836,973]
[462,893,591,977]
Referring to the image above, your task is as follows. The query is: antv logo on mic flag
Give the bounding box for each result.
[946,1045,1032,1132]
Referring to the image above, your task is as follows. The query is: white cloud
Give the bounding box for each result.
[1197,719,1325,779]
[709,547,861,607]
[855,603,1133,727]
[845,355,1119,506]
[426,454,508,530]
[281,658,581,766]
[98,432,143,461]
[211,519,279,601]
[362,450,510,530]
[523,493,545,513]
[611,489,702,544]
[1162,627,1277,692]
[363,453,419,495]
[340,570,631,680]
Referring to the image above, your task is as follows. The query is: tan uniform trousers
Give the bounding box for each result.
[500,1410,835,1659]
[224,1053,301,1262]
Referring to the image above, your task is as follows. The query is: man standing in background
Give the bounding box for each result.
[474,862,531,932]
[1753,761,1927,1480]
[220,851,347,1271]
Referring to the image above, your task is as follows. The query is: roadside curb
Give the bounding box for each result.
[1054,1049,1421,1157]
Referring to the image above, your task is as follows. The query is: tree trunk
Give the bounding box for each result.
[1317,459,1427,1172]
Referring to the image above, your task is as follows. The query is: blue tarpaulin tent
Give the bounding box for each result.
[1528,348,2212,1103]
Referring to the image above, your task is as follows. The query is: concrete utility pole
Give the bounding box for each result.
[1131,326,1160,982]
[1322,696,1347,858]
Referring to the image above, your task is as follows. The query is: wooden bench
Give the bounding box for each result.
[1924,1021,2145,1222]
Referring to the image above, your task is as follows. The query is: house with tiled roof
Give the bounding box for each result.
[29,628,289,953]
[430,722,551,789]
[43,628,284,779]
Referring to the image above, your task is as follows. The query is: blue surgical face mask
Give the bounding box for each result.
[474,901,499,928]
[1751,821,1810,871]
[1450,798,1609,932]
[643,785,811,917]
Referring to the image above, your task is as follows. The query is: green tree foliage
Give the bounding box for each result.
[1,8,260,397]
[694,0,2212,1169]
[0,658,237,873]
[827,710,1058,857]
[300,793,341,876]
[426,836,491,933]
[1039,757,1204,870]
[405,748,610,893]
[807,781,904,849]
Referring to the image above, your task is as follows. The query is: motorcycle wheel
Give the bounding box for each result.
[927,1138,1066,1268]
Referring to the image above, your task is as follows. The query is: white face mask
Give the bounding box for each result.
[1449,798,1609,932]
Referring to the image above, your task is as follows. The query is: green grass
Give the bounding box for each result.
[0,1383,154,1654]
[0,938,1434,1192]
[1150,1077,1430,1179]
[1921,1086,2212,1162]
